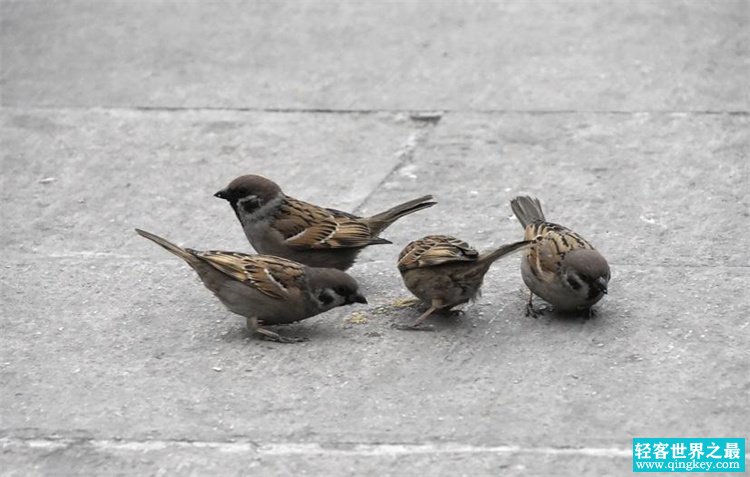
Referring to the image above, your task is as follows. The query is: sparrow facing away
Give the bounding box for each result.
[510,196,610,316]
[395,235,532,329]
[214,175,437,270]
[135,228,367,343]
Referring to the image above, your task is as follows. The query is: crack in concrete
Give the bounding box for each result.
[352,116,443,215]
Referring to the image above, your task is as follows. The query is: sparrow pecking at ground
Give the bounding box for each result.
[214,174,436,270]
[510,196,610,317]
[135,228,367,343]
[395,235,532,329]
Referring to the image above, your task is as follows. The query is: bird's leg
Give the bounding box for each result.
[246,317,307,343]
[392,299,442,331]
[525,290,540,318]
[411,305,439,327]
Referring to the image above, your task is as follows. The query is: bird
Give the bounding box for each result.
[214,174,436,270]
[134,228,367,343]
[510,196,610,316]
[395,235,532,329]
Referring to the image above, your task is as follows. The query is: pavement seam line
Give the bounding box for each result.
[1,105,748,115]
[0,437,635,457]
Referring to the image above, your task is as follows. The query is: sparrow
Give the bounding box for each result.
[135,228,367,343]
[395,235,532,329]
[510,196,610,316]
[214,174,437,270]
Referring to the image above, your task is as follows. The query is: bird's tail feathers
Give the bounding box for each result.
[367,195,436,234]
[510,196,545,227]
[135,228,196,263]
[478,239,532,264]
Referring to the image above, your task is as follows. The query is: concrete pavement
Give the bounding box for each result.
[1,1,748,475]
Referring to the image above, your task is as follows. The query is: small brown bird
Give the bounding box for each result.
[510,196,610,316]
[214,175,436,270]
[135,229,367,343]
[396,235,532,329]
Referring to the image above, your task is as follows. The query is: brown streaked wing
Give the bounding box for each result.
[243,256,307,299]
[320,219,375,248]
[197,251,305,300]
[398,235,478,271]
[272,198,330,239]
[196,250,257,281]
[276,198,375,249]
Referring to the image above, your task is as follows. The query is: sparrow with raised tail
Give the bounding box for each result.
[214,175,436,270]
[135,229,367,343]
[395,235,532,329]
[510,196,610,316]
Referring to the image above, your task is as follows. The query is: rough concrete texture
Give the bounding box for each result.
[1,1,748,476]
[2,1,747,111]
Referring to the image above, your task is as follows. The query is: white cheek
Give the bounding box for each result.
[238,195,258,205]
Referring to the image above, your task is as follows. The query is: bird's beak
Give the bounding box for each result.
[350,293,368,304]
[214,189,228,200]
[595,277,608,294]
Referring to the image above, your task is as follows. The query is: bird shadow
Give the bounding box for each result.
[218,321,338,344]
[390,305,471,331]
[530,305,602,326]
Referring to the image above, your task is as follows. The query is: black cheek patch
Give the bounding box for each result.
[318,292,334,306]
[242,198,261,214]
[566,276,582,290]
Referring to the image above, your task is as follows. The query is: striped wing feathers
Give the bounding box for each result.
[195,250,306,300]
[398,235,479,271]
[273,198,376,249]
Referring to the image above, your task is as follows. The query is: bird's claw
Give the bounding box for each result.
[391,322,436,331]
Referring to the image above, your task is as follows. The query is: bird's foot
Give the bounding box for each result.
[390,322,436,331]
[525,303,541,319]
[255,327,308,343]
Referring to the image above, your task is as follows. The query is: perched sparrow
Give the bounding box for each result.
[510,196,610,316]
[135,228,367,343]
[214,174,436,270]
[396,235,532,329]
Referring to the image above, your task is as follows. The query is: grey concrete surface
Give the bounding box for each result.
[1,1,747,111]
[1,1,748,476]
